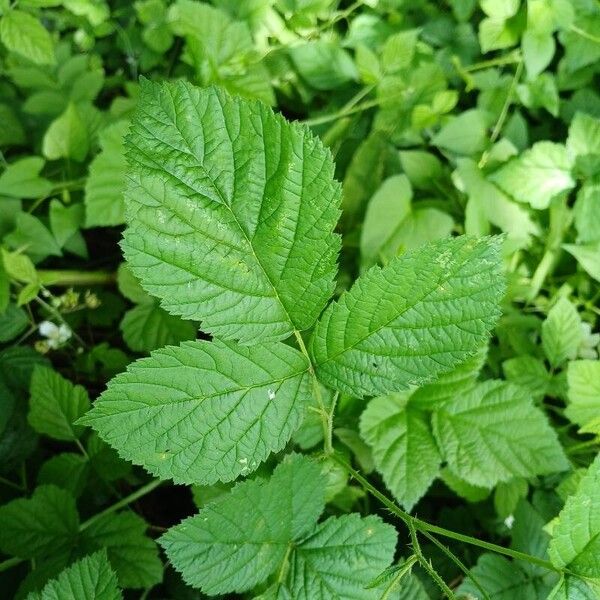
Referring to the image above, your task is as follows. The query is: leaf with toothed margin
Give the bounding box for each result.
[122,79,341,344]
[310,235,505,398]
[78,340,311,484]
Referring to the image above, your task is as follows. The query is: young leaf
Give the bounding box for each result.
[0,157,53,199]
[79,512,163,589]
[42,103,89,162]
[432,380,568,487]
[28,366,90,441]
[25,550,122,600]
[160,454,326,595]
[566,360,600,433]
[541,297,582,367]
[0,10,55,66]
[84,121,129,228]
[0,485,78,559]
[491,142,575,210]
[311,236,504,398]
[549,454,600,578]
[360,393,441,510]
[122,79,340,344]
[79,340,311,484]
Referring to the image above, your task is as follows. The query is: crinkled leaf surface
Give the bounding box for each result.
[80,340,311,484]
[160,455,326,595]
[311,236,504,398]
[122,79,340,344]
[25,551,122,600]
[360,393,441,510]
[432,380,568,487]
[549,454,600,578]
[566,360,600,433]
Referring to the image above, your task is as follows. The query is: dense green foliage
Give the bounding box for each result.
[1,0,600,598]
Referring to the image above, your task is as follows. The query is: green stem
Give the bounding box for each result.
[0,475,25,492]
[570,24,600,45]
[80,479,163,532]
[380,555,418,600]
[461,51,522,72]
[0,556,24,573]
[333,454,561,574]
[302,84,376,127]
[38,270,115,287]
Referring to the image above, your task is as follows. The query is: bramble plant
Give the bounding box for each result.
[3,1,600,599]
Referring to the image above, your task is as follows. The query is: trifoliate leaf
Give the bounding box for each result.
[25,551,122,600]
[491,142,575,210]
[566,360,600,434]
[0,485,78,559]
[541,297,582,367]
[311,236,504,398]
[0,157,53,199]
[549,454,600,577]
[432,380,568,487]
[284,514,397,600]
[84,121,129,228]
[0,9,55,65]
[79,340,311,484]
[360,174,453,270]
[360,393,441,510]
[123,80,340,344]
[28,366,90,441]
[160,455,326,595]
[80,512,163,589]
[120,302,196,353]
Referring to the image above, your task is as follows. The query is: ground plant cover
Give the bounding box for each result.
[1,0,600,598]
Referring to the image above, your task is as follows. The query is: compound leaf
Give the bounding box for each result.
[79,340,311,484]
[311,236,504,398]
[25,551,122,600]
[123,79,340,344]
[432,380,568,487]
[160,454,326,595]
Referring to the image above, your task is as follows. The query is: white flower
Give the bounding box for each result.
[578,322,600,360]
[38,321,72,349]
[504,514,515,529]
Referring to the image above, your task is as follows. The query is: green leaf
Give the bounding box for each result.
[25,550,122,600]
[284,514,397,600]
[480,0,520,20]
[360,174,453,269]
[522,30,555,77]
[0,303,29,342]
[160,454,326,594]
[120,302,196,353]
[0,157,53,199]
[116,263,150,304]
[432,109,489,155]
[79,340,310,484]
[548,577,600,600]
[360,393,441,510]
[563,242,600,282]
[566,360,600,433]
[84,121,129,228]
[456,553,538,599]
[28,366,90,441]
[503,355,550,399]
[0,9,55,65]
[573,184,600,244]
[42,103,89,162]
[123,79,340,344]
[567,112,600,161]
[491,142,575,210]
[549,454,600,577]
[541,297,582,367]
[311,236,504,398]
[0,485,78,559]
[37,453,89,497]
[289,41,358,90]
[5,212,62,262]
[432,380,568,487]
[49,199,85,249]
[80,512,163,589]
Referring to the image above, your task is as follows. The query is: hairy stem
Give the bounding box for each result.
[332,453,561,574]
